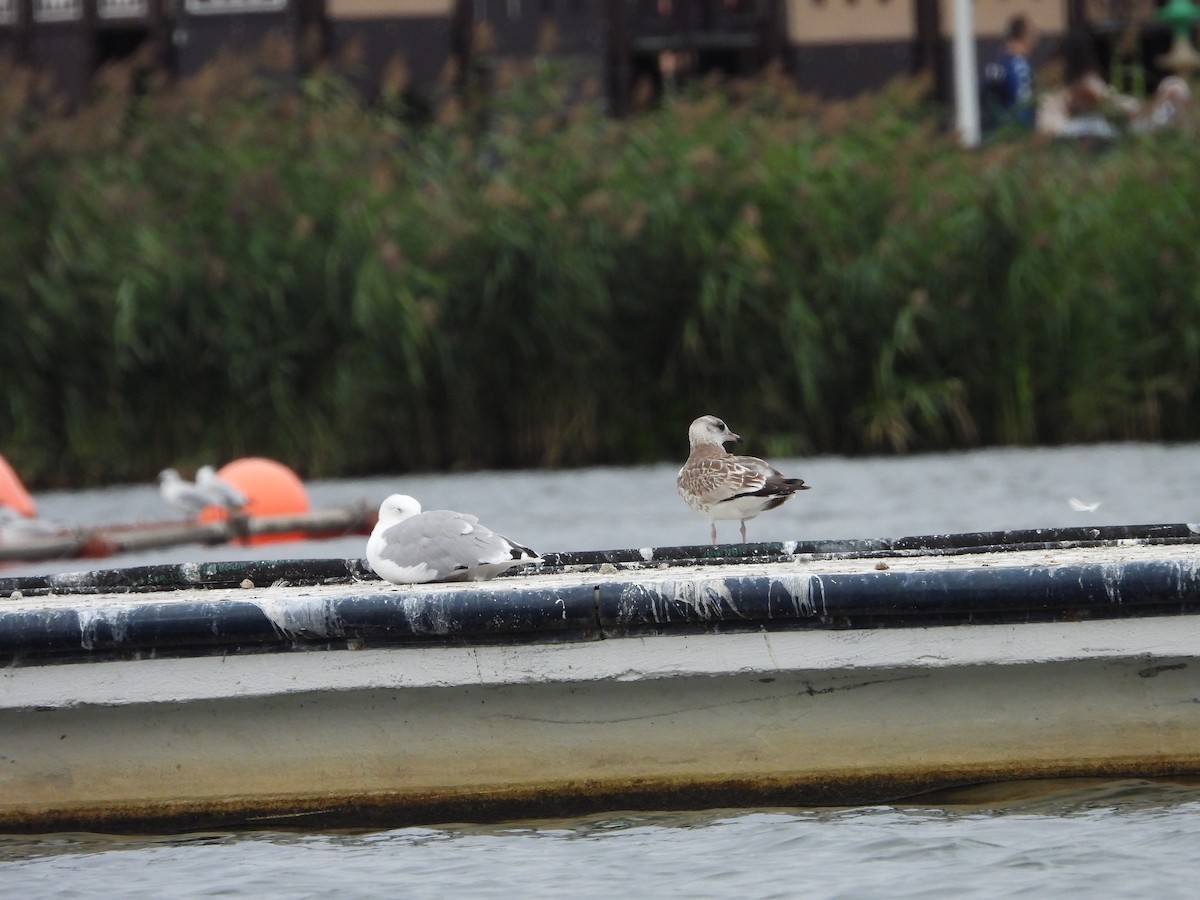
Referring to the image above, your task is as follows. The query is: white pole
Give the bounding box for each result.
[951,0,981,147]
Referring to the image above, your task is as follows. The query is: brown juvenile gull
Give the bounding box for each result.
[366,494,542,585]
[676,415,810,545]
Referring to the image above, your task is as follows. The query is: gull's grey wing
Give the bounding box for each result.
[377,510,516,579]
[166,480,217,513]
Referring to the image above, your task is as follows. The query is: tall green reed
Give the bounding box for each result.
[2,53,1198,488]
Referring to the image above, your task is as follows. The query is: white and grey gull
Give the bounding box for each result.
[366,494,542,585]
[157,468,218,517]
[676,414,810,545]
[196,464,248,511]
[159,465,248,517]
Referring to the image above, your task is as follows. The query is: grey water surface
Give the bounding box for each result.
[5,441,1199,576]
[3,782,1200,898]
[2,442,1200,897]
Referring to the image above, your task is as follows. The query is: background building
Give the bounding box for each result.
[0,0,1183,109]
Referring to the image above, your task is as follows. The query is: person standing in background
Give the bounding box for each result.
[983,15,1039,133]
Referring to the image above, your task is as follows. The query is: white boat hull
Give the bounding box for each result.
[3,613,1199,831]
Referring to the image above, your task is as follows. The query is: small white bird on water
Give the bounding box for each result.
[157,468,217,518]
[366,494,542,585]
[196,465,248,511]
[676,415,810,545]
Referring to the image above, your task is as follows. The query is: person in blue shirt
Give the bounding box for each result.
[983,15,1038,133]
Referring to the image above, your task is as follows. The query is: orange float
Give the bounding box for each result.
[0,454,36,518]
[198,457,309,545]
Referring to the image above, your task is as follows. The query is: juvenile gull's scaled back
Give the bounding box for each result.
[366,493,542,585]
[676,415,810,545]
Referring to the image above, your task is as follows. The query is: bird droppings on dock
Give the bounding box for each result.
[0,533,1197,668]
[76,605,134,651]
[253,594,344,641]
[612,573,822,626]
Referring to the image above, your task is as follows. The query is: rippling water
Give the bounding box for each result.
[4,782,1200,898]
[3,443,1200,895]
[5,441,1200,576]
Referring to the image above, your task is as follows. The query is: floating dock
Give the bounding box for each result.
[1,523,1199,833]
[0,506,375,563]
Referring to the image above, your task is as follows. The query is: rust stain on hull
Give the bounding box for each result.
[5,757,1200,835]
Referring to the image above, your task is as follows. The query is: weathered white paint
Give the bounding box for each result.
[3,615,1199,710]
[1,631,1197,818]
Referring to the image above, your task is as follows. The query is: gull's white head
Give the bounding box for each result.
[157,468,181,484]
[688,415,741,449]
[378,493,423,526]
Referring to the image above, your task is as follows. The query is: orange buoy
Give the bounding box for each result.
[198,457,309,545]
[0,454,36,518]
